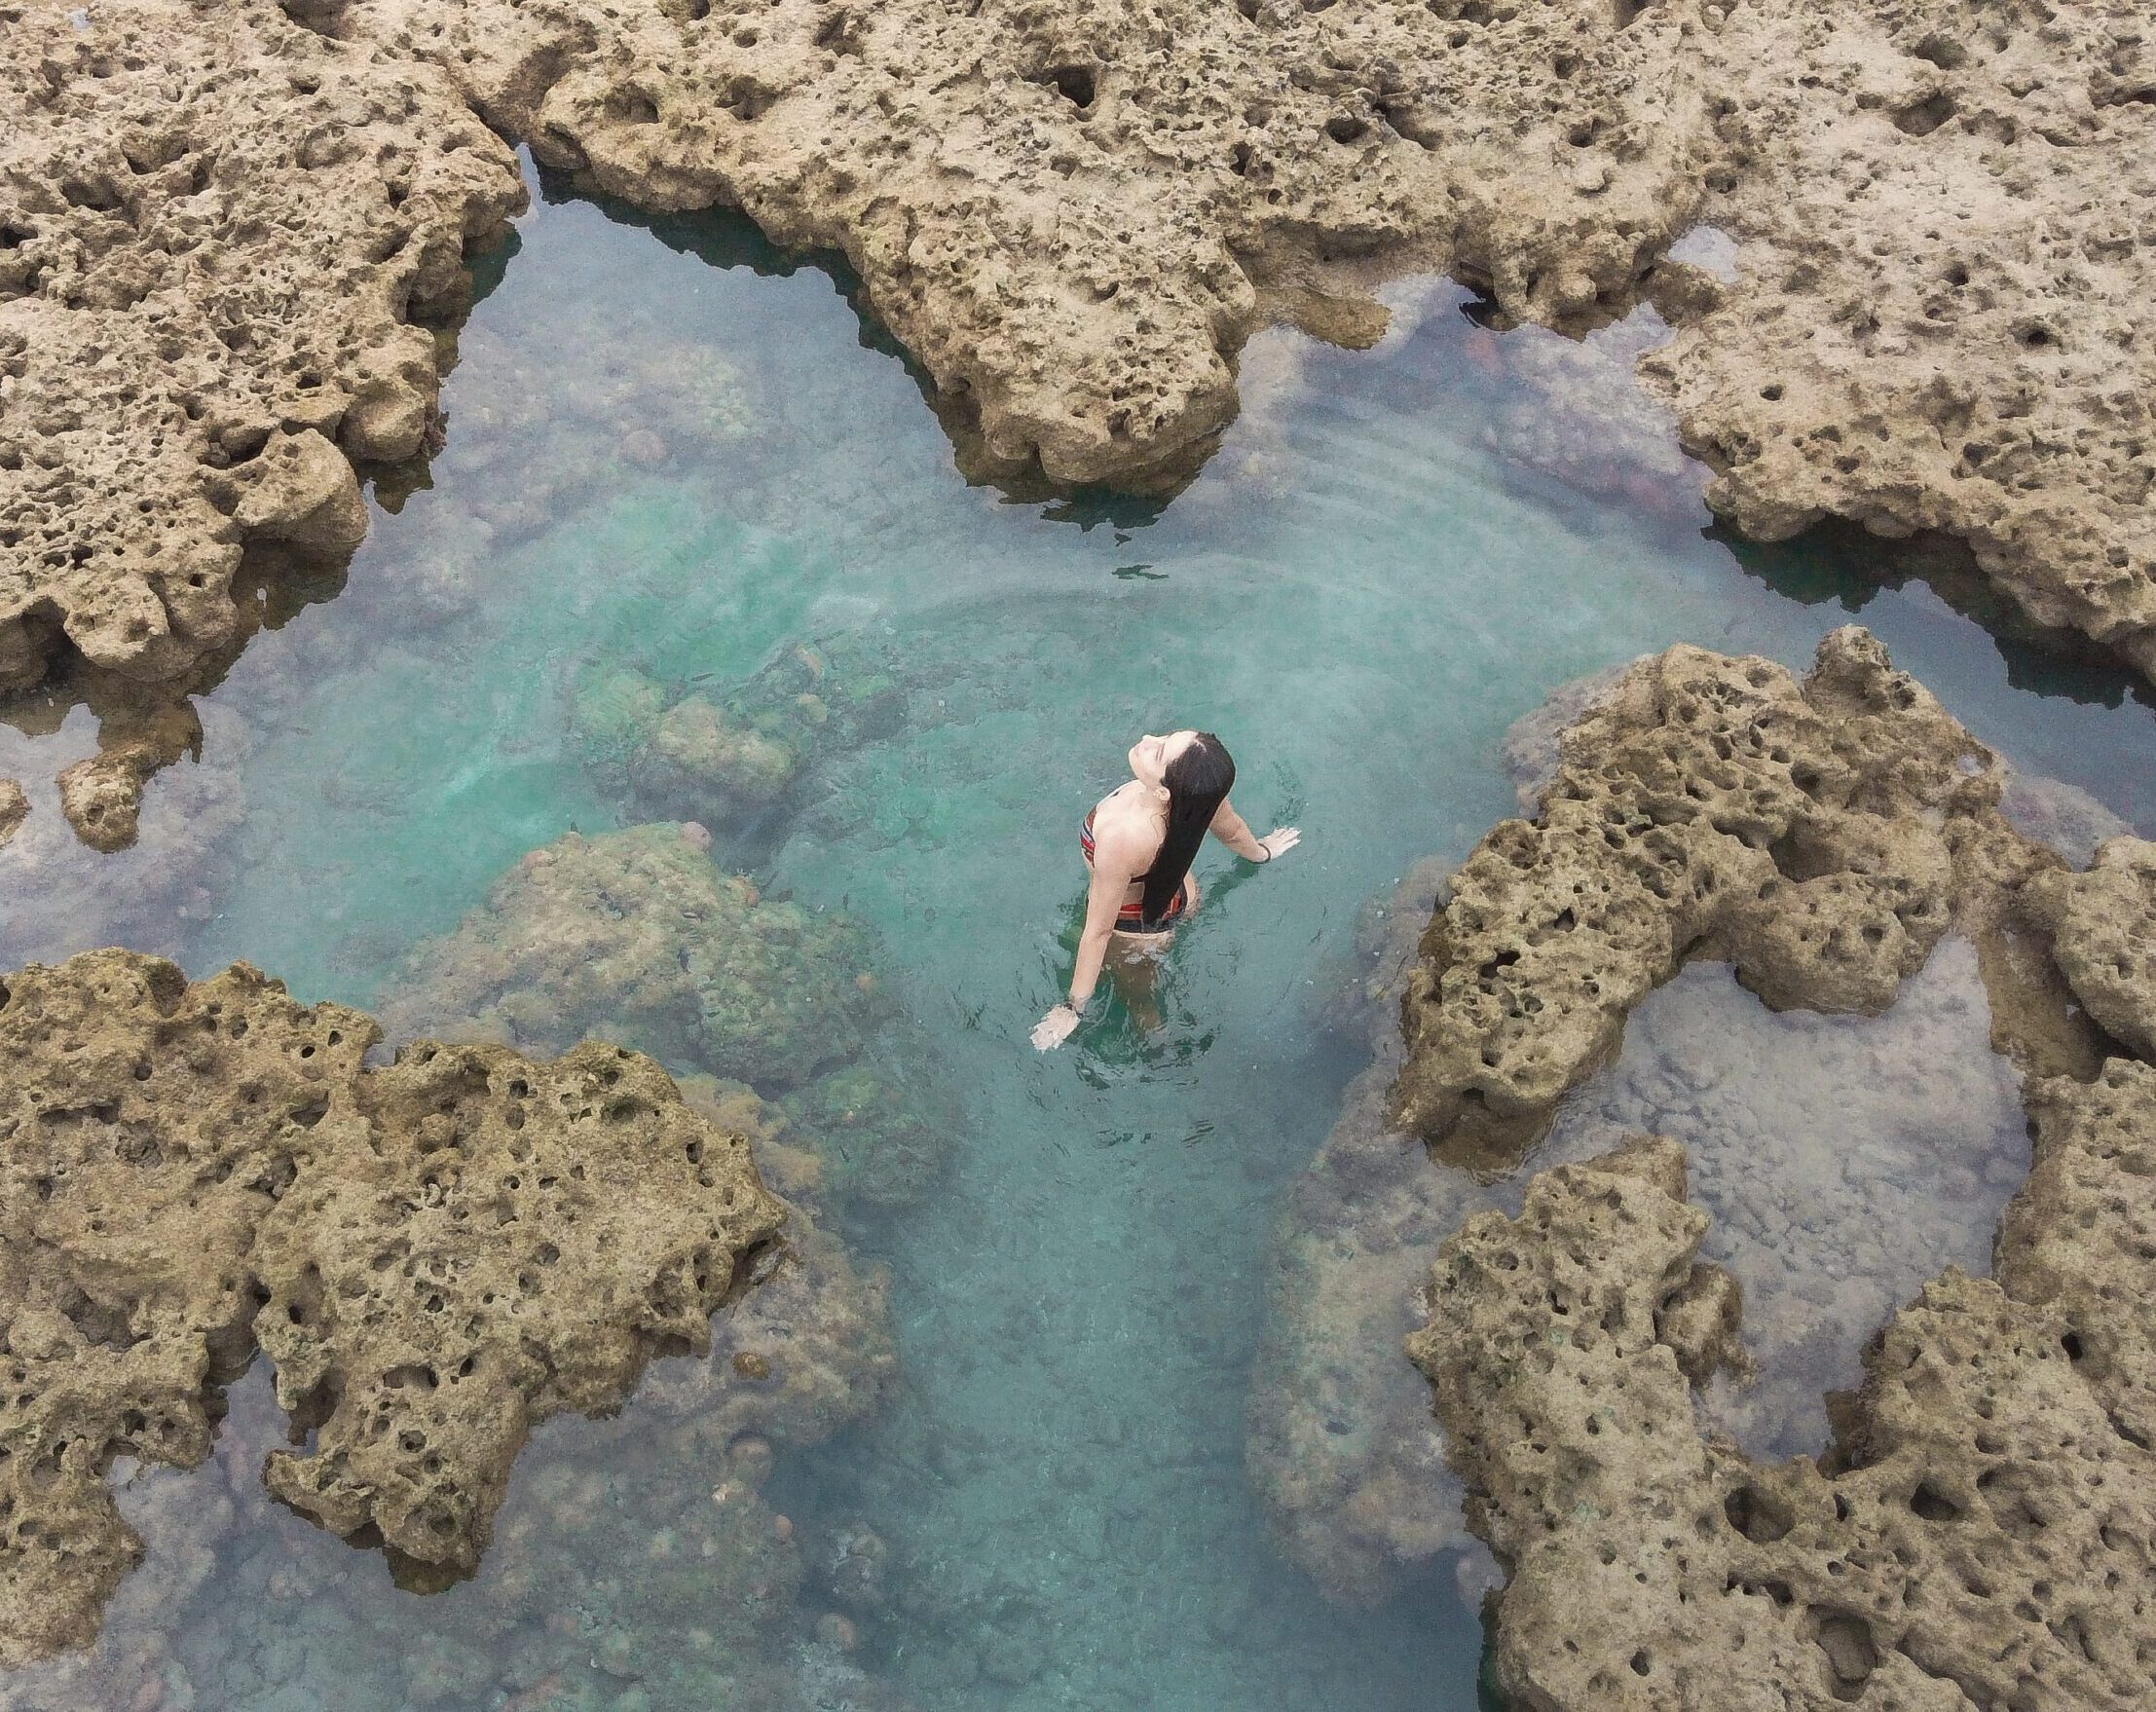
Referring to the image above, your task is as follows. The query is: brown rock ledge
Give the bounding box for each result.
[1412,1104,2156,1712]
[8,0,2155,744]
[0,948,787,1666]
[1251,631,2126,1604]
[1391,626,2079,1172]
[0,0,525,700]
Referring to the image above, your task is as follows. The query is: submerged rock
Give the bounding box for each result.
[2024,837,2156,1061]
[1411,1123,2156,1712]
[0,949,787,1664]
[570,642,907,827]
[386,825,887,1091]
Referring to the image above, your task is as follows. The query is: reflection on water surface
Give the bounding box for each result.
[3,159,2152,1712]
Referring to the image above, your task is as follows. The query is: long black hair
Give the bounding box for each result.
[1140,732,1236,926]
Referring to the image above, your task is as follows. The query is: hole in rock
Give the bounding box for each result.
[1031,65,1097,110]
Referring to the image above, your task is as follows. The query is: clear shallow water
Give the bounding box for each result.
[4,161,2155,1712]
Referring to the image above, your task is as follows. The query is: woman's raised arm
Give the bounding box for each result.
[1210,798,1301,863]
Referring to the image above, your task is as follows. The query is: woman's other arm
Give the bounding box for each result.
[1209,798,1301,862]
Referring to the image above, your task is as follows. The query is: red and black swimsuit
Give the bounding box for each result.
[1081,807,1189,934]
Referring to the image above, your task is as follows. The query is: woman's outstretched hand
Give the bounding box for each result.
[1031,1004,1082,1051]
[1258,827,1302,861]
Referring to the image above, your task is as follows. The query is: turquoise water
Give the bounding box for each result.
[4,161,2155,1712]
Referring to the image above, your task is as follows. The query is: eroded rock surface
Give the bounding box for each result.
[0,948,787,1663]
[337,0,2156,681]
[2024,836,2156,1061]
[0,0,525,696]
[11,0,2153,728]
[0,780,23,851]
[1392,626,2035,1170]
[1252,635,2118,1603]
[1411,1127,2156,1712]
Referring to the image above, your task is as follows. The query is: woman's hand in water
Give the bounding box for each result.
[1258,827,1302,861]
[1031,1003,1082,1051]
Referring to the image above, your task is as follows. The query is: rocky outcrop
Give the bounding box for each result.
[1249,849,2032,1601]
[1391,626,2056,1171]
[10,0,2154,736]
[0,1,525,698]
[1253,633,2127,1603]
[1412,1120,2156,1712]
[331,1,2155,682]
[2024,837,2156,1061]
[0,780,22,850]
[0,948,788,1664]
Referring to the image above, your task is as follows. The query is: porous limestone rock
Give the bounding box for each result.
[1391,626,2023,1170]
[332,1,2154,681]
[7,0,2156,744]
[51,702,203,854]
[0,0,526,696]
[1410,1130,2156,1712]
[2023,837,2156,1061]
[0,952,359,1668]
[1249,874,2031,1600]
[0,948,789,1663]
[249,1036,785,1580]
[384,823,887,1091]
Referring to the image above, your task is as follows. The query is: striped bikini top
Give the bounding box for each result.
[1080,806,1156,879]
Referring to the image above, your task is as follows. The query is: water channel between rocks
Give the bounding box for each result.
[4,164,2155,1712]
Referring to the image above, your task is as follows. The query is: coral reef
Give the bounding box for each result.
[1392,626,2042,1171]
[0,948,789,1664]
[1411,1122,2156,1712]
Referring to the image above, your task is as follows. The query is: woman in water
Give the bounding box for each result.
[1031,729,1299,1050]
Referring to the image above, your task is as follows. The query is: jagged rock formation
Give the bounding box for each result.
[2024,837,2156,1061]
[1252,634,2122,1604]
[7,0,2155,768]
[1412,1118,2156,1712]
[336,0,2156,684]
[0,949,787,1665]
[0,780,22,850]
[1392,626,2052,1172]
[0,1,524,698]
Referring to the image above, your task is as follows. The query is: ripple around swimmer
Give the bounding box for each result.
[3,157,2154,1712]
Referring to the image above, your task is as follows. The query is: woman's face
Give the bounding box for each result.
[1130,729,1199,791]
